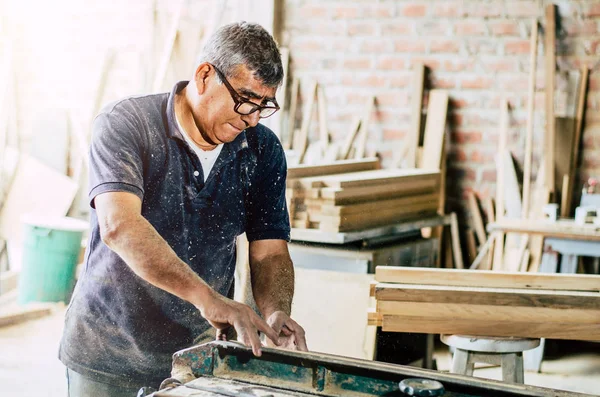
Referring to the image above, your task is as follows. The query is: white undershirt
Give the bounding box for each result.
[176,115,223,182]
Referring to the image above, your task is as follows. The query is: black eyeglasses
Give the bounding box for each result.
[210,64,280,119]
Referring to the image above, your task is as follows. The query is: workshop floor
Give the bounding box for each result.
[1,306,600,396]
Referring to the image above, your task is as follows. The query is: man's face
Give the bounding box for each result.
[196,64,278,145]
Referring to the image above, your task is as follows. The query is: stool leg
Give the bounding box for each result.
[501,353,524,384]
[452,348,473,376]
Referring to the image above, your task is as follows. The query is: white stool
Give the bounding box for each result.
[441,335,541,384]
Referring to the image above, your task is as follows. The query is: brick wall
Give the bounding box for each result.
[3,0,599,219]
[283,0,600,216]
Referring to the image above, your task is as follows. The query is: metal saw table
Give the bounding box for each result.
[148,341,589,397]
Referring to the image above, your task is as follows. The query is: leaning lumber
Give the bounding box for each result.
[287,157,380,180]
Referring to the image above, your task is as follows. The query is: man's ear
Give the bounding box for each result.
[194,63,212,95]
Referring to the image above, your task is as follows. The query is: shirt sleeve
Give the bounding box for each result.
[88,108,145,208]
[245,135,291,242]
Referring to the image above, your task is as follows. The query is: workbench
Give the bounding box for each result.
[147,341,590,396]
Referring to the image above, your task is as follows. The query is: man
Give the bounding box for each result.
[59,21,307,396]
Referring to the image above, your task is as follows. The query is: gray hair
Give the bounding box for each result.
[199,21,283,87]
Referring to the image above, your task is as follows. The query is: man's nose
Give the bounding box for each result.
[241,110,261,127]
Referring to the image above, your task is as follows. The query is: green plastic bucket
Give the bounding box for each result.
[18,215,88,304]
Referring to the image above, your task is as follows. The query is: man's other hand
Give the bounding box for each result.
[198,292,280,356]
[265,311,308,352]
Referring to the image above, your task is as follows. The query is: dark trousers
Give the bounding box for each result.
[66,368,144,397]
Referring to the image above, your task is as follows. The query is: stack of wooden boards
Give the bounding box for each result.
[287,159,441,233]
[368,267,600,341]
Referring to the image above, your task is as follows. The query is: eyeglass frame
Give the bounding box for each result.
[210,63,280,119]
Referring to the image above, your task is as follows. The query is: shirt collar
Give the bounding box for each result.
[165,81,249,154]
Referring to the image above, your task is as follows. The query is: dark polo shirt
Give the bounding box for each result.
[59,82,290,387]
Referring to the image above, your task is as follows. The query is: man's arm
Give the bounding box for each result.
[249,239,307,351]
[95,191,279,356]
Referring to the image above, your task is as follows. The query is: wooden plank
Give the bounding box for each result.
[274,47,289,141]
[375,283,600,309]
[522,19,538,220]
[420,90,448,170]
[554,117,576,204]
[488,219,600,242]
[340,116,362,160]
[493,100,509,270]
[381,315,600,341]
[317,85,329,148]
[299,168,439,189]
[484,197,495,224]
[367,307,382,327]
[287,158,379,180]
[374,266,600,292]
[563,66,589,217]
[319,192,440,217]
[469,235,493,270]
[319,202,438,233]
[152,0,185,93]
[449,212,464,269]
[0,303,59,328]
[296,81,318,164]
[544,4,556,195]
[285,77,300,150]
[377,301,599,324]
[467,192,486,245]
[403,63,425,168]
[354,96,375,159]
[318,178,439,204]
[465,229,477,263]
[503,150,522,218]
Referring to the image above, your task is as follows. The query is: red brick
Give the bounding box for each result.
[443,59,476,72]
[431,76,457,89]
[466,39,499,55]
[451,131,483,144]
[455,20,487,36]
[293,39,326,52]
[482,169,497,183]
[350,75,387,88]
[490,21,520,36]
[462,77,494,90]
[300,5,328,18]
[450,148,468,162]
[348,22,376,36]
[563,20,599,36]
[433,1,464,17]
[450,113,464,126]
[378,56,406,70]
[465,3,503,18]
[377,91,410,107]
[470,149,496,164]
[409,57,441,70]
[417,21,452,35]
[505,39,530,54]
[505,1,540,17]
[394,39,427,53]
[362,5,395,18]
[383,128,407,140]
[381,23,413,36]
[343,57,372,69]
[583,3,600,17]
[333,5,360,19]
[389,75,412,88]
[376,109,409,124]
[401,4,427,17]
[431,40,461,53]
[480,57,519,72]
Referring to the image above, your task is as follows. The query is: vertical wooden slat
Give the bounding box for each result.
[404,63,425,168]
[420,90,449,170]
[493,99,509,270]
[522,19,538,220]
[544,4,556,198]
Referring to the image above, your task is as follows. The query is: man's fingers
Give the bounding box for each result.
[236,324,263,357]
[287,319,308,352]
[253,316,280,346]
[280,325,293,336]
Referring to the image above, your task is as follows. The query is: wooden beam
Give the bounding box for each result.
[340,116,362,160]
[522,19,538,220]
[374,266,600,292]
[493,100,509,270]
[403,63,425,168]
[375,283,599,309]
[354,97,375,159]
[287,158,380,180]
[152,0,185,93]
[381,315,600,341]
[296,81,318,164]
[467,192,486,245]
[377,301,599,324]
[317,84,329,149]
[563,66,589,217]
[449,212,464,269]
[285,77,300,150]
[420,90,448,170]
[488,219,600,242]
[544,4,556,196]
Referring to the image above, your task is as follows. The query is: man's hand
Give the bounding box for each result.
[197,291,280,356]
[264,311,308,352]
